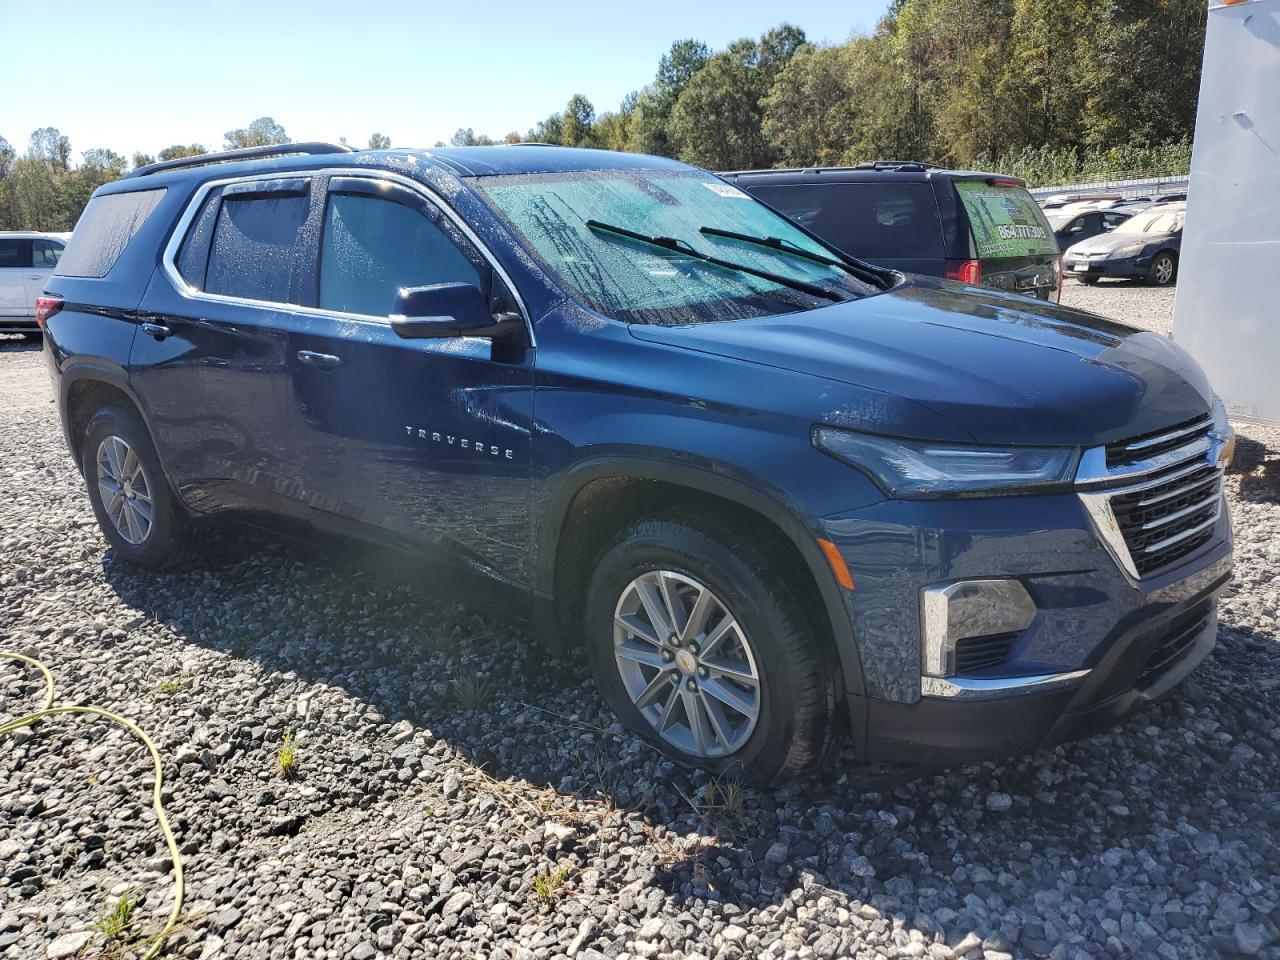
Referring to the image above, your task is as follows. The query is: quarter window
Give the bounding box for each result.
[32,239,63,267]
[318,192,482,317]
[205,187,311,304]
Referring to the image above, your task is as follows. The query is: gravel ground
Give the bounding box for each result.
[1,284,1278,960]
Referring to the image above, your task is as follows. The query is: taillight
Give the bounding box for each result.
[945,259,982,285]
[34,295,63,328]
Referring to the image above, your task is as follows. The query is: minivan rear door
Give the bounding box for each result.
[0,237,33,317]
[952,178,1061,301]
[739,181,945,277]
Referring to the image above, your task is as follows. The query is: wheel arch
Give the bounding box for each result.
[60,364,154,472]
[536,456,867,702]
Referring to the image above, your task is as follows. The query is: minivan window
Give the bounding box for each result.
[746,183,946,260]
[32,239,63,267]
[55,188,166,278]
[953,182,1058,259]
[206,190,310,304]
[477,170,875,325]
[0,238,32,268]
[319,192,482,317]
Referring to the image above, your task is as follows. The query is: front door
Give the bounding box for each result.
[284,175,536,595]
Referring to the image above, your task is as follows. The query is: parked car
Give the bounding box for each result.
[1064,203,1185,285]
[721,162,1063,301]
[0,231,70,337]
[1040,193,1121,211]
[42,145,1233,782]
[1048,207,1133,250]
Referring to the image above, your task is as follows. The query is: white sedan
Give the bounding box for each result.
[0,232,72,337]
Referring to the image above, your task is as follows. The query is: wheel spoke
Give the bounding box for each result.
[131,498,154,525]
[703,655,758,685]
[634,669,675,710]
[615,640,666,669]
[656,683,681,733]
[105,438,126,480]
[615,612,660,646]
[700,677,758,721]
[680,585,714,644]
[699,690,734,752]
[681,688,711,755]
[122,447,142,484]
[635,578,675,639]
[658,573,687,637]
[700,613,737,658]
[122,500,142,543]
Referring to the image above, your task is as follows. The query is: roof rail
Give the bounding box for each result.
[852,160,940,172]
[129,142,355,178]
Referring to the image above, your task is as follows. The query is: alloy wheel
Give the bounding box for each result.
[1154,256,1174,285]
[95,435,154,545]
[612,570,761,758]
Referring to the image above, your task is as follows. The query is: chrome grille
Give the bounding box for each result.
[1076,414,1230,580]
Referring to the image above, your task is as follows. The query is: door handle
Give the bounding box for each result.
[297,350,342,370]
[141,322,172,340]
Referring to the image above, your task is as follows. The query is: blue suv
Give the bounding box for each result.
[40,143,1234,783]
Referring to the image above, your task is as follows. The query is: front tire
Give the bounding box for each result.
[584,518,836,784]
[82,406,192,569]
[1147,251,1177,286]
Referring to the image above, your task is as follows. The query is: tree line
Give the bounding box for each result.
[1,0,1205,232]
[0,119,390,231]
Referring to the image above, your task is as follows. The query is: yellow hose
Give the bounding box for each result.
[0,652,184,959]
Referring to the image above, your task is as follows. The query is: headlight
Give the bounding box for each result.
[1210,393,1229,434]
[813,427,1080,498]
[1112,243,1147,258]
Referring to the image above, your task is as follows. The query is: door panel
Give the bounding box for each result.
[130,178,320,516]
[0,239,33,316]
[284,178,535,589]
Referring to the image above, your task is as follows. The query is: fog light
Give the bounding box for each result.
[920,579,1037,678]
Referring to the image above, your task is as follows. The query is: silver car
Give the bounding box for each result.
[0,232,71,337]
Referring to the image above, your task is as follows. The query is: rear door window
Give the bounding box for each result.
[32,239,63,267]
[748,182,944,259]
[205,181,312,304]
[0,238,33,268]
[55,188,166,278]
[953,182,1058,259]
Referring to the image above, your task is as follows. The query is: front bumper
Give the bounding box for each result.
[820,485,1232,765]
[1063,253,1147,280]
[861,557,1228,765]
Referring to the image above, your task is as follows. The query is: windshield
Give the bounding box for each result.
[474,170,878,325]
[1115,210,1184,235]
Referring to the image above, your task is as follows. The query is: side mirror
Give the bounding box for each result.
[390,282,521,342]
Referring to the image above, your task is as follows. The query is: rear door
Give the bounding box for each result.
[25,238,64,305]
[739,180,946,276]
[131,176,315,516]
[952,178,1061,300]
[284,174,536,592]
[0,238,33,317]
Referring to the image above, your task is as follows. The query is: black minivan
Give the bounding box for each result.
[722,162,1063,301]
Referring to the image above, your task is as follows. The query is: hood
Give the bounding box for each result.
[1068,229,1178,256]
[628,279,1212,446]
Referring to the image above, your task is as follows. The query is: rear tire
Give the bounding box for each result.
[1147,251,1177,286]
[82,406,193,569]
[584,517,836,784]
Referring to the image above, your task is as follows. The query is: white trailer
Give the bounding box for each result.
[1174,0,1280,426]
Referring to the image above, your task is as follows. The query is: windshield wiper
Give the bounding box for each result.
[584,219,843,302]
[698,226,890,289]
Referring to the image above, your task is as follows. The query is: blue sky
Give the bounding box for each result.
[2,0,888,162]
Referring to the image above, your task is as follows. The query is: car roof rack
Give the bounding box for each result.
[129,142,355,178]
[852,160,940,172]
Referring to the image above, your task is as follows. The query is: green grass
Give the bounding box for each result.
[153,676,182,697]
[450,675,493,710]
[706,779,747,826]
[277,732,299,780]
[94,888,139,942]
[531,865,572,901]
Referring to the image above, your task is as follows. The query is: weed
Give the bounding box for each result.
[95,888,139,942]
[154,676,182,697]
[277,732,298,779]
[531,865,572,901]
[450,675,493,710]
